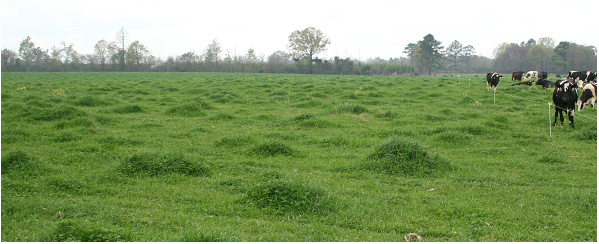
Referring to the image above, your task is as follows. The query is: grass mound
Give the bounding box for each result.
[47,220,130,242]
[118,152,210,177]
[367,137,448,176]
[250,142,297,157]
[1,150,41,175]
[332,104,368,114]
[166,103,208,116]
[246,177,335,214]
[113,105,144,113]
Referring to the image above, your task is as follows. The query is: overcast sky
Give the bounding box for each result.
[2,0,598,61]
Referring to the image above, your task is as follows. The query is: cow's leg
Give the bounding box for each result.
[568,109,575,129]
[553,109,559,126]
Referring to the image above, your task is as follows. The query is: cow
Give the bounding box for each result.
[555,74,561,78]
[511,81,533,86]
[525,71,539,79]
[552,79,578,129]
[577,82,597,111]
[535,79,555,89]
[512,71,524,81]
[567,71,597,88]
[539,71,548,80]
[486,72,502,91]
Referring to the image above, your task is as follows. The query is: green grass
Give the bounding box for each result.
[1,72,596,241]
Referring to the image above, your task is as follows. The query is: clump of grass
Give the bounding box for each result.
[210,113,236,120]
[72,95,110,107]
[1,150,41,175]
[215,136,254,147]
[24,105,87,121]
[574,130,596,141]
[47,220,130,242]
[332,104,368,114]
[166,103,207,116]
[250,141,297,157]
[118,152,210,177]
[246,177,335,214]
[367,137,448,176]
[538,154,566,164]
[179,231,232,242]
[376,111,397,119]
[113,105,144,113]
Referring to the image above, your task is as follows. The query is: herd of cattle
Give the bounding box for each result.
[485,70,597,129]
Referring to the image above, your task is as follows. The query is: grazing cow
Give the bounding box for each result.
[568,71,597,88]
[535,79,555,89]
[539,71,548,80]
[486,72,502,91]
[512,71,524,81]
[577,82,597,111]
[553,79,578,129]
[555,74,561,78]
[525,71,539,79]
[474,75,479,78]
[511,81,532,86]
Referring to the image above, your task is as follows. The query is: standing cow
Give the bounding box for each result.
[512,71,524,81]
[568,71,597,88]
[486,72,502,91]
[577,82,597,111]
[553,79,578,129]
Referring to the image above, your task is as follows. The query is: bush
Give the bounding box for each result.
[118,152,210,177]
[368,137,448,176]
[246,177,334,214]
[48,220,130,242]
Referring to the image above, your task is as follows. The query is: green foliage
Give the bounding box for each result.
[118,152,210,177]
[368,137,448,176]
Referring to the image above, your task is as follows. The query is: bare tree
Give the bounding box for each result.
[115,27,128,69]
[288,27,330,74]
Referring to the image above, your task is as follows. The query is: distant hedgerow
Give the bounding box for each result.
[118,152,210,177]
[368,137,448,176]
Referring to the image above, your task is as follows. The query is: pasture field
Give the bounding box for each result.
[1,72,596,241]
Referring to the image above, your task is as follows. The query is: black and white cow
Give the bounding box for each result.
[553,79,578,129]
[577,82,597,111]
[535,79,555,89]
[486,72,502,91]
[567,71,597,88]
[511,81,532,86]
[539,71,548,80]
[525,71,539,79]
[512,71,524,81]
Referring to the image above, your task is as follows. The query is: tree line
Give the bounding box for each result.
[1,27,596,76]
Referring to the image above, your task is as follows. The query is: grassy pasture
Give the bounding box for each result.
[1,72,596,241]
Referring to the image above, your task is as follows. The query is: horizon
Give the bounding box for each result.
[2,0,598,61]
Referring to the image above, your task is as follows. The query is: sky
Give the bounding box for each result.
[1,0,598,61]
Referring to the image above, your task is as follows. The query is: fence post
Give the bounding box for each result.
[548,103,552,137]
